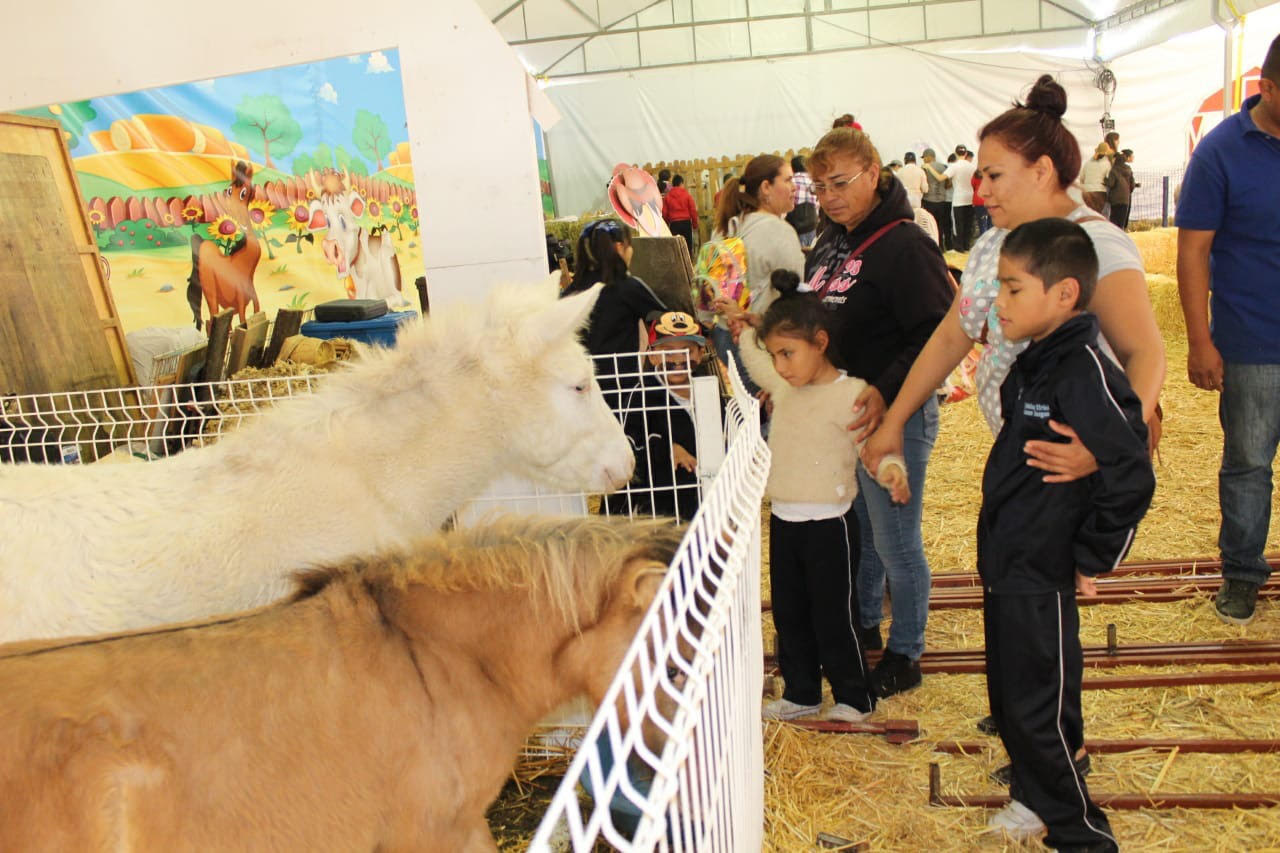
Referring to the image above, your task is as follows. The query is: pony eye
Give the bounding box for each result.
[574,383,588,394]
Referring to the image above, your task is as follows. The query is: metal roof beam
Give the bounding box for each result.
[511,0,974,46]
[1094,0,1188,31]
[541,24,1085,78]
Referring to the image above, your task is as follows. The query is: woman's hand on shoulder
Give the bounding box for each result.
[1023,420,1099,482]
[849,385,886,442]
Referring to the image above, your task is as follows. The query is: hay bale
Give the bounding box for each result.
[1130,228,1178,278]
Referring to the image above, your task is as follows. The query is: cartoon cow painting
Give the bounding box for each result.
[186,161,263,330]
[307,169,411,308]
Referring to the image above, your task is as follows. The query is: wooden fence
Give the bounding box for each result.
[640,148,812,244]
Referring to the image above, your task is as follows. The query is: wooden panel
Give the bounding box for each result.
[262,308,305,367]
[630,236,695,316]
[0,114,134,393]
[0,153,123,394]
[226,311,268,375]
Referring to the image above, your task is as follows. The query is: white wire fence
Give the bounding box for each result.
[529,353,770,852]
[1,343,771,852]
[0,375,323,464]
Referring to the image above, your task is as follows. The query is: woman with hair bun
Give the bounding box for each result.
[866,74,1163,472]
[801,125,955,700]
[862,73,1164,853]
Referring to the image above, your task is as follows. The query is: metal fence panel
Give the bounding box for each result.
[529,353,769,852]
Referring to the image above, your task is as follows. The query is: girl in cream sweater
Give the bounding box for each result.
[739,271,906,723]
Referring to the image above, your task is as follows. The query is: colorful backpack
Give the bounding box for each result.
[691,237,748,326]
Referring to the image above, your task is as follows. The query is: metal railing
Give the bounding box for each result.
[529,354,770,851]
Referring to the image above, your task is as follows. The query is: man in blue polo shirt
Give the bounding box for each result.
[1178,33,1280,625]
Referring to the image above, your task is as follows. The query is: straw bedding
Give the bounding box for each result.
[757,233,1280,851]
[495,230,1280,849]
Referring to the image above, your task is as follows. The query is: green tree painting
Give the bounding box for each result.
[313,143,334,170]
[334,146,369,176]
[231,95,302,170]
[352,110,391,171]
[292,152,317,176]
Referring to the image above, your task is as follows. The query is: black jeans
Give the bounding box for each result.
[923,200,952,251]
[951,205,973,252]
[1107,204,1130,231]
[668,219,695,257]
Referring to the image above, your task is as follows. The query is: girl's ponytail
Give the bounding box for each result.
[759,269,841,368]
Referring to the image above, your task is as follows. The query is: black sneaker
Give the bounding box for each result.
[872,649,921,698]
[990,751,1091,786]
[976,714,998,736]
[857,623,883,651]
[1215,578,1260,626]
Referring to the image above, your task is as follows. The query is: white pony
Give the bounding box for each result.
[0,277,633,644]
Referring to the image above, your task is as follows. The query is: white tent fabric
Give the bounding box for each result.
[541,2,1280,215]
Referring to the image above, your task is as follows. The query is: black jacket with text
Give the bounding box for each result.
[803,177,953,406]
[978,313,1155,595]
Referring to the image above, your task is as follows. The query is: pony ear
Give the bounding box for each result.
[528,282,602,349]
[623,562,668,609]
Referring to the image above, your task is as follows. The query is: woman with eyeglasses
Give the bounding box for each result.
[801,126,954,699]
[564,218,667,408]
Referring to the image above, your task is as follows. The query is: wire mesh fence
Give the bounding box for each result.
[0,375,324,464]
[1,344,769,852]
[529,353,770,852]
[1128,165,1186,227]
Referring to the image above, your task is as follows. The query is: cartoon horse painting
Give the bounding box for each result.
[0,278,635,644]
[0,515,682,852]
[185,160,263,330]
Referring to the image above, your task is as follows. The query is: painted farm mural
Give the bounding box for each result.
[19,49,421,334]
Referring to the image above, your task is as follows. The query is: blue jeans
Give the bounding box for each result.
[1219,362,1280,585]
[854,396,939,659]
[974,206,992,236]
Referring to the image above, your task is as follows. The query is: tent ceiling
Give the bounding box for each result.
[476,0,1175,77]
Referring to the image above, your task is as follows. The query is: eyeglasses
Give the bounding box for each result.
[812,169,869,194]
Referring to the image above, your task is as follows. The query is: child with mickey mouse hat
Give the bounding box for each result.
[607,311,709,523]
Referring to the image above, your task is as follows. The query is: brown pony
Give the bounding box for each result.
[186,159,263,330]
[0,515,682,852]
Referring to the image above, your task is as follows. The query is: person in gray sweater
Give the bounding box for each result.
[740,270,906,724]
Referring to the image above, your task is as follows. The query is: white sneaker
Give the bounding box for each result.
[987,799,1046,839]
[761,698,821,720]
[823,703,872,723]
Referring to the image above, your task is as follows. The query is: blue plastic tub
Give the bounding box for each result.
[300,311,417,348]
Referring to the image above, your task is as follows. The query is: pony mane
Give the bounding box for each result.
[296,515,684,627]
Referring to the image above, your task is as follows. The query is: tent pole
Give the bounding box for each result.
[1210,0,1238,119]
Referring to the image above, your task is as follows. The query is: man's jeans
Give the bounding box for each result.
[855,396,939,659]
[1219,362,1280,585]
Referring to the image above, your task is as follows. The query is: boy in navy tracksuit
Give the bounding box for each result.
[981,219,1155,852]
